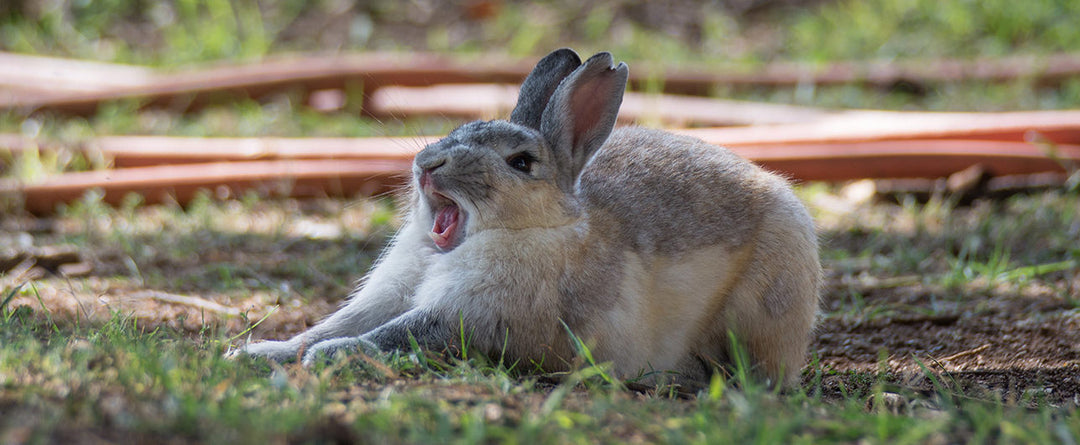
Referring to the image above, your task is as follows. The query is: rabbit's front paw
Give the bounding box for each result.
[301,337,380,367]
[227,340,300,363]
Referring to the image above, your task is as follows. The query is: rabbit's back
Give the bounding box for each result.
[573,127,819,386]
[578,127,802,255]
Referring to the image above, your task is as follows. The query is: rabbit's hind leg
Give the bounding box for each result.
[723,251,820,388]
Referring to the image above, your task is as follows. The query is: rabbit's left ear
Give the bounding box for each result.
[540,52,628,191]
[510,48,582,130]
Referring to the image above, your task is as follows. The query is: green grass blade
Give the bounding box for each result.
[227,305,279,343]
[0,284,20,316]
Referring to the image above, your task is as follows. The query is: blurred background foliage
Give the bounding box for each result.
[3,0,1080,65]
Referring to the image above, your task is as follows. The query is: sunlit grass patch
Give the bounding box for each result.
[6,307,1071,444]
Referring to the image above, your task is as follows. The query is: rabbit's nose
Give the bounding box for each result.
[415,149,448,173]
[423,158,446,173]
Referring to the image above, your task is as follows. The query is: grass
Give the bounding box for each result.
[781,0,1080,60]
[3,305,1076,444]
[812,187,1080,328]
[52,190,398,298]
[6,0,1080,63]
[816,190,1080,290]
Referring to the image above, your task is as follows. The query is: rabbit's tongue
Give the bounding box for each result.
[430,204,460,250]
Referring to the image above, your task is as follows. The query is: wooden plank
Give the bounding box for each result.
[5,138,1077,214]
[5,110,1079,166]
[0,134,436,167]
[676,109,1080,146]
[730,140,1080,181]
[368,84,835,126]
[2,52,532,114]
[94,135,436,167]
[0,52,154,96]
[6,51,1080,115]
[5,159,412,214]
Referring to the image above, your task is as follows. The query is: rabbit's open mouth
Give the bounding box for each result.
[428,194,462,251]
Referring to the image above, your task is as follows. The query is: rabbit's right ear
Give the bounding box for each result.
[509,48,582,130]
[540,52,629,192]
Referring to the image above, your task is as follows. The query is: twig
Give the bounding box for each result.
[135,290,240,317]
[937,345,992,364]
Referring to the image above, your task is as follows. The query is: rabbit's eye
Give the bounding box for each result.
[506,153,535,173]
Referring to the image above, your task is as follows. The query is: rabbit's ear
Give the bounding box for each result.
[540,52,628,190]
[509,48,582,130]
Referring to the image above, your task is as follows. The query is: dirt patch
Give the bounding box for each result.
[812,272,1080,405]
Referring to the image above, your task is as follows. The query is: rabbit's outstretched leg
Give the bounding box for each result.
[231,217,434,361]
[302,307,458,365]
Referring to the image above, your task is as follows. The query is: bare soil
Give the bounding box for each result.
[814,275,1080,406]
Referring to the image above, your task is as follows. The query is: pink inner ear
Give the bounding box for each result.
[569,76,614,143]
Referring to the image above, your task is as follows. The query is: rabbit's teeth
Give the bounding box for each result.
[428,231,449,249]
[430,204,460,250]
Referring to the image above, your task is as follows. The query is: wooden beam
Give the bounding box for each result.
[731,140,1080,181]
[675,110,1080,146]
[2,52,532,115]
[0,133,436,167]
[5,159,412,214]
[6,51,1080,116]
[5,137,1077,214]
[6,109,1078,166]
[0,52,154,97]
[368,84,835,126]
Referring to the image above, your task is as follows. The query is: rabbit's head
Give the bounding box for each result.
[413,49,629,251]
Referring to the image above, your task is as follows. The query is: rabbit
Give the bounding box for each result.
[230,48,821,388]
